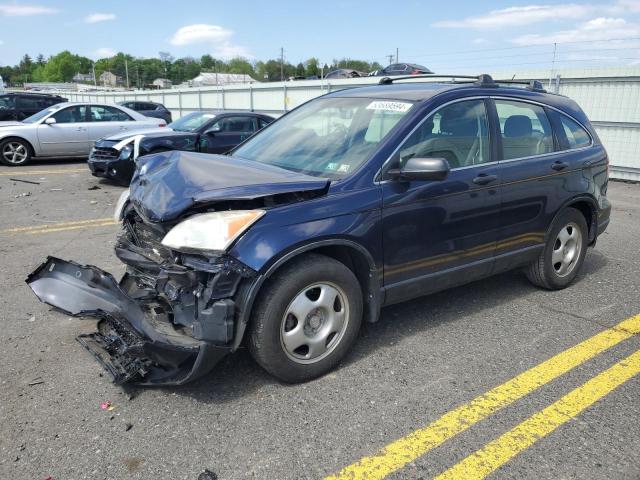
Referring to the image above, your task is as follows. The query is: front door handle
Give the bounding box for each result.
[472,173,497,185]
[551,161,568,171]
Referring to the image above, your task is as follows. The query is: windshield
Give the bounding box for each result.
[22,106,60,124]
[232,97,413,179]
[168,112,216,132]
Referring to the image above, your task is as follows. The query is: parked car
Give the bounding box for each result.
[0,102,167,166]
[88,111,275,184]
[324,69,367,79]
[377,63,433,76]
[118,101,172,123]
[28,74,610,386]
[0,92,67,121]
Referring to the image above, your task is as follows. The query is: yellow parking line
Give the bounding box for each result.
[0,168,86,176]
[325,314,640,480]
[435,348,640,480]
[1,218,116,235]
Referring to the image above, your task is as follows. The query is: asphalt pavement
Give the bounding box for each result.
[1,159,639,480]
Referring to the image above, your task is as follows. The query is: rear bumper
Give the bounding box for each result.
[596,196,612,238]
[26,252,252,385]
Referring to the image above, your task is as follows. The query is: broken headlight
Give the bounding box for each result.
[118,144,134,160]
[161,210,265,253]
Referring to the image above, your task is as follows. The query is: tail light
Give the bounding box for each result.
[158,124,166,127]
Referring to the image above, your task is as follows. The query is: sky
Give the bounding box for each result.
[2,0,640,72]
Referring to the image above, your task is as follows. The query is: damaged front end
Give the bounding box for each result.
[27,209,257,386]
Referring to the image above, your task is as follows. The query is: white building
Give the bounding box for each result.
[152,78,172,89]
[189,72,257,86]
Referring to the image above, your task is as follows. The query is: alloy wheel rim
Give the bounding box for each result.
[280,282,350,364]
[2,142,27,164]
[552,221,582,277]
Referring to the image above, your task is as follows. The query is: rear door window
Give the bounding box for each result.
[17,96,44,110]
[494,100,554,160]
[90,105,132,121]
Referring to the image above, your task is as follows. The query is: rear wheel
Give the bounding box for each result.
[248,253,363,383]
[0,138,31,166]
[525,208,588,290]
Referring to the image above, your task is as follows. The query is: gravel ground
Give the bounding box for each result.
[1,160,639,480]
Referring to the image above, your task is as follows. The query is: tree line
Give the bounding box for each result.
[0,51,384,87]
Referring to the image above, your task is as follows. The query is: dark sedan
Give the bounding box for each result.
[88,110,275,184]
[376,63,433,76]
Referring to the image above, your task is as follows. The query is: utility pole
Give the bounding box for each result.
[125,59,130,89]
[92,62,97,87]
[396,47,399,63]
[280,47,285,81]
[386,54,394,65]
[548,42,557,89]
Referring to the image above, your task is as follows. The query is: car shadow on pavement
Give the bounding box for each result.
[163,251,608,404]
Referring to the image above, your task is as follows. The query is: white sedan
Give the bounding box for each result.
[0,102,167,166]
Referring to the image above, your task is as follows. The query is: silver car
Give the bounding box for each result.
[0,102,167,166]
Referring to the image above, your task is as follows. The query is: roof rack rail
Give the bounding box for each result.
[378,74,496,86]
[494,79,547,93]
[377,74,548,92]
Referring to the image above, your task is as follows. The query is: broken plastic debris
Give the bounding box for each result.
[90,200,98,205]
[100,401,115,411]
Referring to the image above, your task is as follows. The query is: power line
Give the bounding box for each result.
[402,36,640,59]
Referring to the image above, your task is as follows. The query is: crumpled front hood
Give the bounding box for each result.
[102,127,174,142]
[129,150,330,222]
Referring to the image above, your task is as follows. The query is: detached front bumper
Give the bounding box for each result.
[26,214,257,385]
[88,146,136,185]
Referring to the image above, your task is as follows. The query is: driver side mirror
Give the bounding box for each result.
[205,124,221,136]
[44,117,56,125]
[388,157,450,182]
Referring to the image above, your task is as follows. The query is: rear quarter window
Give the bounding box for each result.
[559,115,591,149]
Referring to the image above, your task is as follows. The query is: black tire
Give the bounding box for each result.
[248,253,363,383]
[525,207,589,290]
[0,138,32,166]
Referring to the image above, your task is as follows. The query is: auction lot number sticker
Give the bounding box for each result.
[366,101,412,112]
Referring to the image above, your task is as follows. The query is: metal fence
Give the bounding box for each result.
[60,69,640,181]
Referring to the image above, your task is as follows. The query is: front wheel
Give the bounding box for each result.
[0,138,32,166]
[248,253,363,383]
[525,207,588,290]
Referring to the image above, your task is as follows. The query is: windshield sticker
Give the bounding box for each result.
[366,101,412,113]
[337,164,351,173]
[326,163,338,171]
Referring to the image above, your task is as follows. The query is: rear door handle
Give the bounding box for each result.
[551,161,568,171]
[472,173,497,185]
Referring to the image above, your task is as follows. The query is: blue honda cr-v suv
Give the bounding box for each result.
[28,74,611,386]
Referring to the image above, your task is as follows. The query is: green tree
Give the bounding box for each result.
[305,57,319,77]
[295,62,306,77]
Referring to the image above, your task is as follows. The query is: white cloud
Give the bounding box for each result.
[433,4,591,29]
[513,17,640,45]
[169,23,252,59]
[85,13,116,24]
[93,47,116,59]
[170,24,233,46]
[0,4,58,16]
